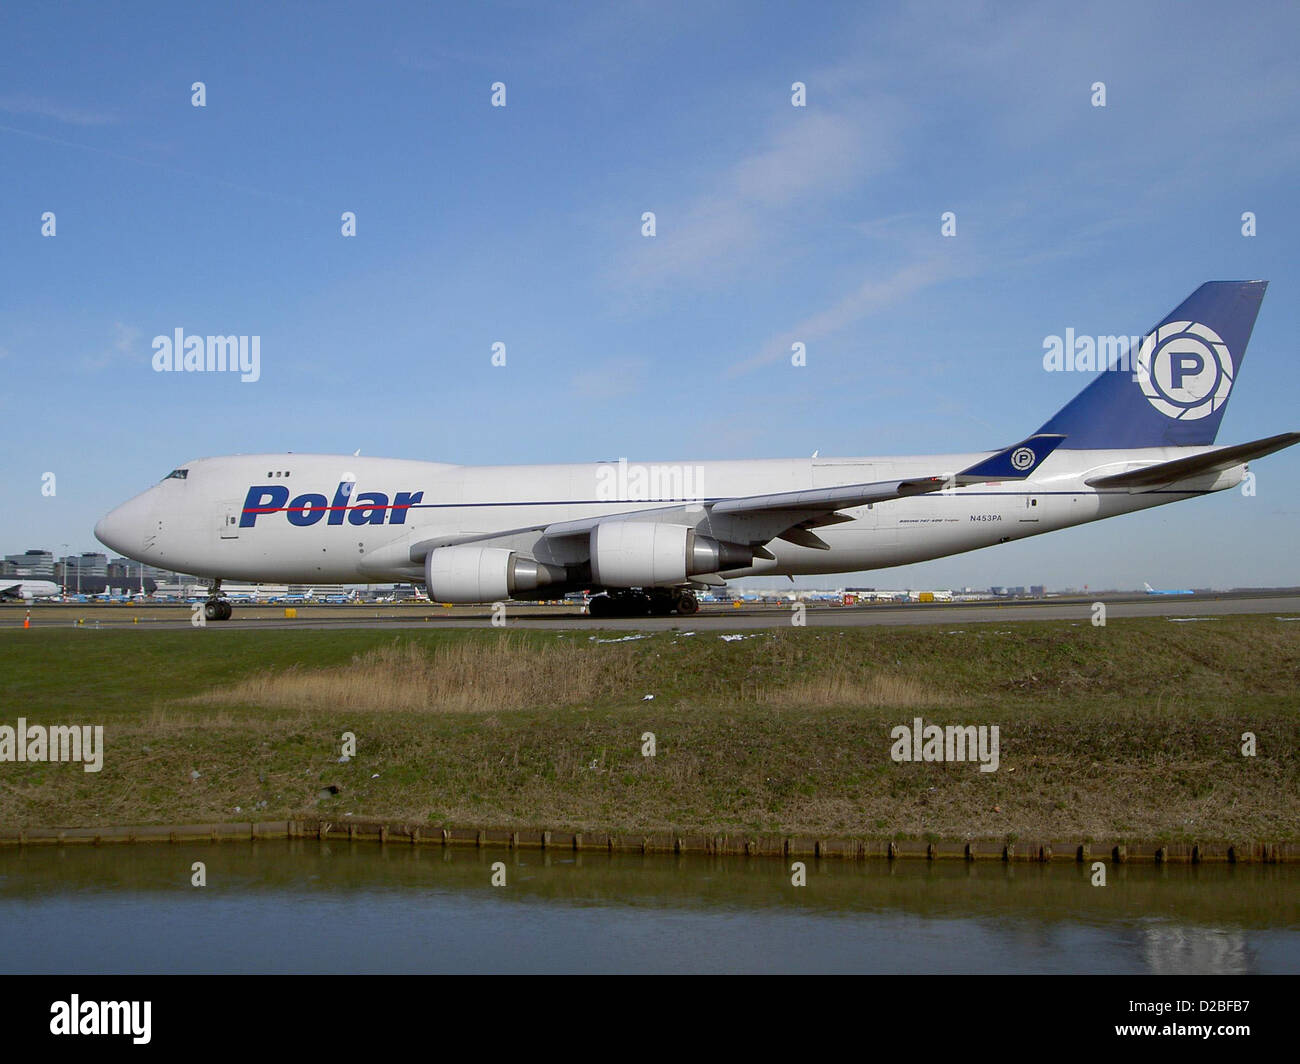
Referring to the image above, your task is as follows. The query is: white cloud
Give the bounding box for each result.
[82,322,143,371]
[728,254,968,378]
[0,93,118,126]
[621,107,900,290]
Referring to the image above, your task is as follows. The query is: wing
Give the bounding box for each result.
[392,434,1066,567]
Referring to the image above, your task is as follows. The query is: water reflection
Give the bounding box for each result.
[0,842,1295,973]
[1138,925,1253,975]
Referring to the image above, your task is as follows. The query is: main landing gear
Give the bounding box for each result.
[203,579,233,621]
[587,588,699,618]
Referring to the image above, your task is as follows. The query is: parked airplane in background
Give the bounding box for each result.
[219,584,287,603]
[783,588,848,603]
[1143,581,1195,596]
[0,579,61,602]
[95,282,1299,620]
[98,589,147,603]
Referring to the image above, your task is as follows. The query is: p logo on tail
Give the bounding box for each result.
[1038,281,1266,448]
[1134,321,1233,421]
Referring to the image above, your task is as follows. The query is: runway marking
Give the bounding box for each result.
[5,595,1300,633]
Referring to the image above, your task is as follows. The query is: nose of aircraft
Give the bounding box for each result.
[94,491,155,558]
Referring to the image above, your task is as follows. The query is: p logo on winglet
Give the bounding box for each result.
[958,433,1066,482]
[1009,446,1037,471]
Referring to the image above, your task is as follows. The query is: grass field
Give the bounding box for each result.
[1,617,1297,841]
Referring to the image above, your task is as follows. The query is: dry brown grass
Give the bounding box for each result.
[749,673,950,709]
[182,637,634,714]
[183,636,950,715]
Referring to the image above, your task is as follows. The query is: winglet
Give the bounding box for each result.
[956,433,1066,483]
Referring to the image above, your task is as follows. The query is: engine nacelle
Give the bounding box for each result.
[589,522,752,588]
[424,546,565,603]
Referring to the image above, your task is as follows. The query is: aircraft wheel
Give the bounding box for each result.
[204,600,233,621]
[675,590,699,615]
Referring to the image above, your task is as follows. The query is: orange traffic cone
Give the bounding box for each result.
[23,611,31,629]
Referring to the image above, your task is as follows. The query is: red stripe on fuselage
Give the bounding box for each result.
[242,503,415,514]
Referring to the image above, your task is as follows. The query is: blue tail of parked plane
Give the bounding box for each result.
[1037,281,1267,449]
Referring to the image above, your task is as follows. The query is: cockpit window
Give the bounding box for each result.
[164,469,189,480]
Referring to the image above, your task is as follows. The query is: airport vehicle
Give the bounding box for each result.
[1143,581,1195,596]
[908,590,954,603]
[95,281,1299,620]
[0,579,61,602]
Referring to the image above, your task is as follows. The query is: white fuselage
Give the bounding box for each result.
[0,579,62,601]
[93,448,1242,587]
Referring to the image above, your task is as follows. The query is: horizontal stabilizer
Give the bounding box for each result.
[1085,432,1300,490]
[956,434,1066,483]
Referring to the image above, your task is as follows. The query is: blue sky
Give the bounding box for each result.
[2,0,1298,589]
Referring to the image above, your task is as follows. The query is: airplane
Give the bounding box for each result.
[0,579,61,602]
[94,281,1300,621]
[783,588,847,603]
[1143,581,1194,596]
[220,584,287,602]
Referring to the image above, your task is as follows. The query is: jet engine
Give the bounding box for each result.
[589,522,752,587]
[424,546,566,603]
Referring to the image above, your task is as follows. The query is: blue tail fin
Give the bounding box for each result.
[1037,281,1267,448]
